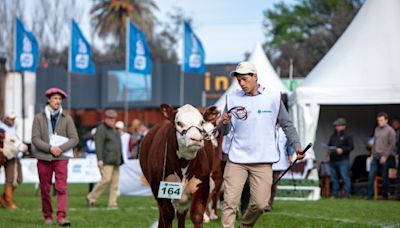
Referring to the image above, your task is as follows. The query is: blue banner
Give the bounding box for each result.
[183,22,205,73]
[15,18,39,72]
[69,20,95,75]
[127,20,152,75]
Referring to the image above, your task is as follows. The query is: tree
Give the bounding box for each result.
[263,0,364,78]
[31,0,83,68]
[90,0,158,63]
[0,0,25,70]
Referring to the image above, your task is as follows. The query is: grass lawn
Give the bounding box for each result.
[0,184,399,227]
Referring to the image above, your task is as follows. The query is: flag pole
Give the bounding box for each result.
[67,20,72,114]
[15,18,26,142]
[21,71,25,142]
[180,22,185,106]
[124,17,129,128]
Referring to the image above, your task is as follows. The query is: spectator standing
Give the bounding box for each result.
[129,119,141,159]
[115,121,131,162]
[86,109,123,209]
[326,118,354,199]
[84,128,97,193]
[31,88,78,226]
[0,112,24,209]
[367,112,396,200]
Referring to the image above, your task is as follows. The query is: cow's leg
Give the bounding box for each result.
[210,171,222,220]
[210,187,219,219]
[190,184,209,228]
[157,199,175,228]
[176,209,188,228]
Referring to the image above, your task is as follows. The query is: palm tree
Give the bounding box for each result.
[90,0,158,61]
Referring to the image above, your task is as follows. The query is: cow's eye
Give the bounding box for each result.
[200,120,205,125]
[176,121,184,128]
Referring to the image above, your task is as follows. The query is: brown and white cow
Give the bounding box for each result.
[140,104,219,228]
[202,117,224,223]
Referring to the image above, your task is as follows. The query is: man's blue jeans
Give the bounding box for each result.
[329,159,351,198]
[367,154,390,199]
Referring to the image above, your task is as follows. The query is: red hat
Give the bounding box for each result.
[45,88,68,99]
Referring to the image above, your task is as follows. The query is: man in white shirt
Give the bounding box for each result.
[0,112,23,209]
[220,62,304,228]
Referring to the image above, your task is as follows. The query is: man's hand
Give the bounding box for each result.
[296,149,305,160]
[287,156,293,164]
[336,147,343,155]
[379,155,387,165]
[98,160,104,169]
[50,146,62,157]
[221,113,232,125]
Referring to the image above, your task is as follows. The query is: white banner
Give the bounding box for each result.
[119,159,152,196]
[0,158,101,183]
[0,158,152,196]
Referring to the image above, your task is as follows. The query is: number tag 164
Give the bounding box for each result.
[157,181,183,199]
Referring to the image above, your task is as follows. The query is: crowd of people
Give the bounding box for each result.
[0,70,399,226]
[325,113,400,200]
[0,88,149,226]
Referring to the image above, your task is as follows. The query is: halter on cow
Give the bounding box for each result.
[140,104,219,228]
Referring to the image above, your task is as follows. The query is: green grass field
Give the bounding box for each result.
[0,184,399,227]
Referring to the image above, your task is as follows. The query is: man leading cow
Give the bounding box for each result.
[220,61,305,228]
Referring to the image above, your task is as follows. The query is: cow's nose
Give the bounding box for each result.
[190,136,203,142]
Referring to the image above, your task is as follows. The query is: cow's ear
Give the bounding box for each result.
[160,104,176,122]
[203,106,219,123]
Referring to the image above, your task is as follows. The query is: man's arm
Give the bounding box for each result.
[387,129,396,156]
[342,134,354,155]
[277,101,302,151]
[31,116,51,153]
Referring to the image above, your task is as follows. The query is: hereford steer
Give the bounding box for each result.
[140,104,219,228]
[202,117,224,223]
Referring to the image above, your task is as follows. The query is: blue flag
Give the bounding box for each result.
[15,18,39,72]
[183,22,205,73]
[69,20,95,75]
[127,20,152,75]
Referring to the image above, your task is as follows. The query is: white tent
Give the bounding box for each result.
[292,0,400,163]
[214,42,289,111]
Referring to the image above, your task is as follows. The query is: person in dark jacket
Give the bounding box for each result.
[86,109,123,209]
[327,118,354,199]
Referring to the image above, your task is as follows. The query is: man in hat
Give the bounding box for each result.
[0,112,24,209]
[326,118,354,199]
[31,87,78,226]
[220,61,304,228]
[86,109,123,209]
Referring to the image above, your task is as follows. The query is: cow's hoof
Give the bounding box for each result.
[203,213,210,223]
[210,213,218,220]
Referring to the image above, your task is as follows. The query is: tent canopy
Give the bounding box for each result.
[294,0,400,105]
[291,0,400,162]
[214,42,288,111]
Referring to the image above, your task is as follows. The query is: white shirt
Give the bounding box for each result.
[226,88,281,163]
[273,127,290,171]
[120,132,131,162]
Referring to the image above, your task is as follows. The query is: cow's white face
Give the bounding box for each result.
[175,105,205,160]
[3,133,28,159]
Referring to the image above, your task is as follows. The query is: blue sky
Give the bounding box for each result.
[153,0,285,63]
[30,0,288,64]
